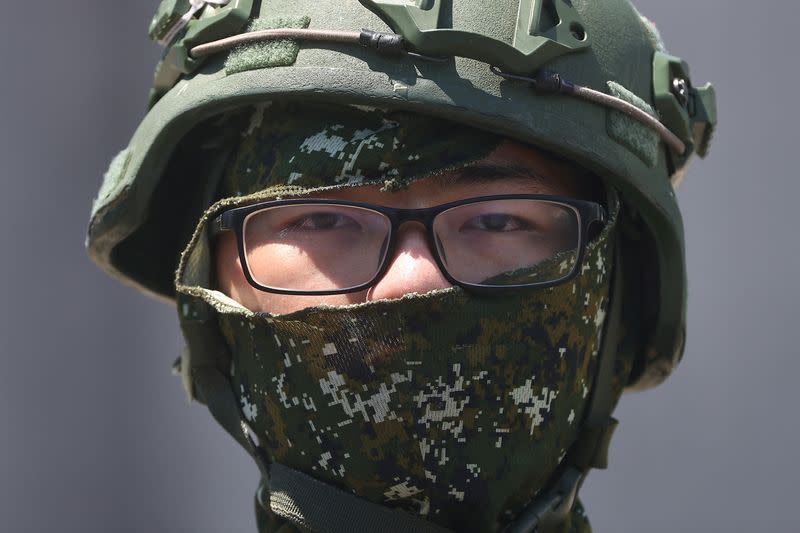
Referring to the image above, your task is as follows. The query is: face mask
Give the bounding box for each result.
[178,217,613,532]
[176,102,616,531]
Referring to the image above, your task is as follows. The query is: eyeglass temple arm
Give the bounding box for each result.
[208,214,230,237]
[594,204,607,225]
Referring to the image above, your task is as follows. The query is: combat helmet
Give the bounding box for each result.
[87,0,716,529]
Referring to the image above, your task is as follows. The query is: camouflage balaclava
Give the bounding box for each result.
[176,102,617,532]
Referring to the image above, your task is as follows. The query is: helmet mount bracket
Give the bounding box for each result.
[358,0,590,74]
[151,0,256,102]
[652,51,717,185]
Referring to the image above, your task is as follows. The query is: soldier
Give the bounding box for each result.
[87,1,716,531]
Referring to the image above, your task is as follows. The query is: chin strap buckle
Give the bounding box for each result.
[504,466,583,533]
[506,416,619,533]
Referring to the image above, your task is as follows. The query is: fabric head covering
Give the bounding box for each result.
[216,101,504,200]
[175,102,625,532]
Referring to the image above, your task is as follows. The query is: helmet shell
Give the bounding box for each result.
[87,0,716,389]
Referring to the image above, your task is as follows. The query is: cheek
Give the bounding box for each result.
[215,232,362,314]
[214,233,262,310]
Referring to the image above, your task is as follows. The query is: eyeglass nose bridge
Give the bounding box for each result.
[371,205,452,290]
[388,205,442,226]
[376,205,444,260]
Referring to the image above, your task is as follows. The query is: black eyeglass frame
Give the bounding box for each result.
[210,194,607,295]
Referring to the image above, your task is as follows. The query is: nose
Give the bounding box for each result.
[367,223,451,301]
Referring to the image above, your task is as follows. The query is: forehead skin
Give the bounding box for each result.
[215,139,594,314]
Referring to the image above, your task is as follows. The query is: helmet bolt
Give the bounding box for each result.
[570,22,586,41]
[671,77,690,109]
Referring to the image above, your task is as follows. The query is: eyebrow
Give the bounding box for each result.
[431,162,549,189]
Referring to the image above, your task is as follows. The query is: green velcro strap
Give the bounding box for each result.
[606,81,660,167]
[568,417,619,470]
[225,16,311,75]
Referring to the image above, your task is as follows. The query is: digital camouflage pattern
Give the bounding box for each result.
[174,105,619,531]
[178,212,614,532]
[217,101,504,198]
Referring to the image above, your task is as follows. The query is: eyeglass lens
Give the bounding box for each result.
[242,200,580,292]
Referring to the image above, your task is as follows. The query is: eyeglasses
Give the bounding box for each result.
[210,195,606,295]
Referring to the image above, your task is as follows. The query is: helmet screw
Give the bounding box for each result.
[671,77,689,109]
[570,22,586,42]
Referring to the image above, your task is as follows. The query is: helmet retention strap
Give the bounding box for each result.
[264,462,451,533]
[178,295,270,478]
[505,241,625,533]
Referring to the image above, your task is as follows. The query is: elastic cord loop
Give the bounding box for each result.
[359,29,406,56]
[191,28,363,58]
[490,66,687,155]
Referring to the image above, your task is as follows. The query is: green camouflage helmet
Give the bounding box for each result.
[87,0,715,393]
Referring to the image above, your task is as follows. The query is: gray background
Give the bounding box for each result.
[1,1,797,532]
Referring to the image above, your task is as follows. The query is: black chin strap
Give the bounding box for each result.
[505,243,626,533]
[265,463,450,533]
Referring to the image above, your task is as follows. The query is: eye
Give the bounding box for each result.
[293,212,357,230]
[463,213,531,232]
[280,211,364,234]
